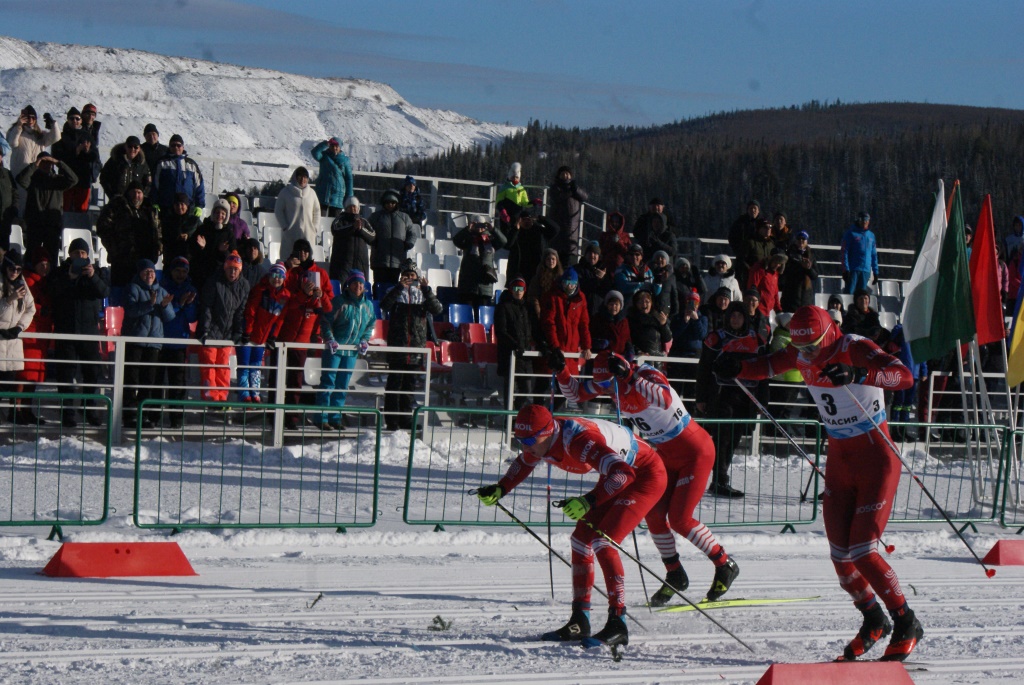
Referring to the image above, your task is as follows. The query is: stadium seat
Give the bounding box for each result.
[459,323,486,345]
[417,252,441,271]
[443,254,461,274]
[434,239,458,257]
[490,325,498,344]
[369,319,389,345]
[370,298,383,320]
[412,237,430,255]
[303,356,322,386]
[477,305,495,332]
[330,279,342,297]
[435,286,459,307]
[8,224,24,252]
[103,306,124,356]
[448,303,474,326]
[879,311,898,330]
[433,321,455,340]
[373,282,397,299]
[107,286,124,307]
[819,275,844,295]
[814,293,831,309]
[310,244,325,262]
[267,242,281,263]
[261,225,282,249]
[427,268,453,288]
[439,341,470,365]
[472,342,498,364]
[63,212,91,230]
[880,280,902,298]
[451,361,498,404]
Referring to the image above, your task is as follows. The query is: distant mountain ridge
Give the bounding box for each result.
[0,36,520,191]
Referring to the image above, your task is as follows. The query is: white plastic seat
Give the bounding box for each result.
[434,239,457,257]
[879,311,898,330]
[267,242,281,263]
[412,237,430,255]
[443,254,461,274]
[261,226,282,250]
[417,253,441,271]
[427,268,453,288]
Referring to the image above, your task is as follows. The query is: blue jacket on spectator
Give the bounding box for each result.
[153,150,205,213]
[160,273,199,350]
[123,275,175,348]
[321,289,376,357]
[311,139,353,209]
[840,224,878,275]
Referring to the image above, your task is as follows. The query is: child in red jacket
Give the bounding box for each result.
[241,261,291,402]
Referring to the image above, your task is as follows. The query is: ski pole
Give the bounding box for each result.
[840,385,996,578]
[546,372,557,600]
[554,502,754,654]
[614,377,652,612]
[469,491,648,632]
[732,379,897,554]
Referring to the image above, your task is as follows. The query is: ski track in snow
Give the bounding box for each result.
[0,431,1023,684]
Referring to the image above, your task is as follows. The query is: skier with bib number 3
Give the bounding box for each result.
[550,347,739,607]
[476,404,666,647]
[714,304,923,662]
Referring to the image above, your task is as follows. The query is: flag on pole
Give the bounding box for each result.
[901,180,976,361]
[1007,271,1024,387]
[970,194,1004,346]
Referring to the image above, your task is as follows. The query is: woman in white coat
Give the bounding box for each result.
[275,166,322,261]
[0,249,37,392]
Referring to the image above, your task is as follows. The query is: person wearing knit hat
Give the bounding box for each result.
[614,243,654,299]
[121,251,174,428]
[398,176,426,224]
[96,170,161,286]
[224,250,242,271]
[80,103,100,148]
[476,403,667,643]
[144,123,158,135]
[237,257,290,404]
[316,266,375,429]
[170,256,190,272]
[705,253,742,303]
[140,124,166,179]
[195,245,250,405]
[152,133,204,218]
[269,260,287,279]
[312,136,353,216]
[496,161,530,231]
[781,229,817,312]
[634,196,676,264]
[575,239,608,315]
[329,194,373,286]
[589,288,629,355]
[540,264,592,378]
[494,272,533,406]
[99,132,149,198]
[367,187,415,284]
[224,195,251,242]
[168,134,184,146]
[68,237,91,256]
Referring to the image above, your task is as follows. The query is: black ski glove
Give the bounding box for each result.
[713,353,743,382]
[820,363,867,386]
[548,348,566,373]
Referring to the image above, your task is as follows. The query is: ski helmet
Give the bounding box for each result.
[789,305,839,350]
[514,404,555,446]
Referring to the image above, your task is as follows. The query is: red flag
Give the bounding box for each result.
[970,194,1004,346]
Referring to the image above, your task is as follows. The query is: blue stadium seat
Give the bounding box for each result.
[477,305,495,332]
[373,282,396,299]
[371,299,383,320]
[448,303,474,326]
[331,279,342,296]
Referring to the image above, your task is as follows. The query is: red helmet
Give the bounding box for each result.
[591,350,628,390]
[789,305,840,349]
[514,404,555,444]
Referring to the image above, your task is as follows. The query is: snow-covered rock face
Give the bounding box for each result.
[0,37,520,191]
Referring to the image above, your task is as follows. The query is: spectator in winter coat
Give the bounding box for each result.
[840,212,878,294]
[317,270,375,428]
[225,195,251,242]
[632,197,675,260]
[453,214,507,307]
[704,254,742,302]
[842,288,887,344]
[527,248,563,320]
[628,288,671,356]
[240,238,269,291]
[80,104,101,148]
[674,257,707,302]
[369,189,417,284]
[12,248,52,423]
[158,257,198,422]
[311,137,353,216]
[279,241,334,427]
[742,287,772,344]
[540,268,591,376]
[397,176,426,225]
[650,250,678,319]
[746,252,787,317]
[494,276,533,408]
[96,182,162,287]
[0,250,35,390]
[727,200,761,269]
[381,260,442,430]
[505,207,559,282]
[0,147,18,251]
[276,167,321,259]
[16,154,77,261]
[153,135,205,216]
[329,195,375,284]
[51,238,109,427]
[614,243,655,299]
[771,212,793,251]
[576,241,612,315]
[701,287,733,334]
[1004,216,1024,264]
[740,218,775,286]
[780,231,818,312]
[51,109,99,212]
[826,293,846,328]
[241,261,291,404]
[139,123,167,181]
[6,106,60,177]
[188,200,236,291]
[670,288,706,360]
[495,162,530,231]
[589,290,630,356]
[161,193,202,264]
[547,166,588,265]
[100,136,151,199]
[598,211,631,271]
[122,258,175,428]
[196,251,250,402]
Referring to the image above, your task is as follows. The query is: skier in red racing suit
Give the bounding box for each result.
[550,348,738,607]
[715,304,923,662]
[476,404,666,647]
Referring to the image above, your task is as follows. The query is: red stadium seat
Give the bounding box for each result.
[459,323,486,345]
[369,319,388,345]
[472,343,498,364]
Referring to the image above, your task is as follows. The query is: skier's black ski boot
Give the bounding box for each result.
[541,609,590,641]
[649,567,689,607]
[705,558,739,601]
[839,603,892,661]
[880,609,923,662]
[588,609,628,647]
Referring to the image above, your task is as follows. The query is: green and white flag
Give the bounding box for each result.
[901,180,976,361]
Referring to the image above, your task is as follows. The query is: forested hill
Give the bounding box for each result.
[389,102,1024,251]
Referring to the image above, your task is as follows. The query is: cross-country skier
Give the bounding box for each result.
[549,348,739,606]
[714,304,923,662]
[476,404,667,647]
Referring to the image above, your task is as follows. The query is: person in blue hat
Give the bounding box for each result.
[315,270,375,429]
[397,175,426,225]
[123,257,175,428]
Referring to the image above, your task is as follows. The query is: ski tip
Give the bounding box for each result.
[985,568,997,578]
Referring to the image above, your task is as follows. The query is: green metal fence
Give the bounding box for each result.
[1000,429,1024,532]
[133,400,382,532]
[0,392,112,539]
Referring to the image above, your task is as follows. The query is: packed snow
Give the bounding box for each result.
[0,427,1022,684]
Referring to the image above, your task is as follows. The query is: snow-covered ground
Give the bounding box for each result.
[1,428,1022,684]
[0,36,519,191]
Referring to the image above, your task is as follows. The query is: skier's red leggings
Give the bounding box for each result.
[570,445,666,616]
[823,426,906,611]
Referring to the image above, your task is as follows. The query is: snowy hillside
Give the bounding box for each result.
[0,36,519,191]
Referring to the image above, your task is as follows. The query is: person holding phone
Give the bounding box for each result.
[6,106,60,177]
[0,249,36,409]
[15,153,78,261]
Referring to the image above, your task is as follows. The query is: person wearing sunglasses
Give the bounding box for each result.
[476,403,666,647]
[713,304,921,663]
[552,348,739,608]
[100,135,151,198]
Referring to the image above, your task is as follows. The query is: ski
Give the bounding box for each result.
[580,637,624,662]
[656,596,820,612]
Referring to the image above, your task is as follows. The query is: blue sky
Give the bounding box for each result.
[3,0,1022,127]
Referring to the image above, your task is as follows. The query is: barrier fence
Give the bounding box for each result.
[0,392,112,540]
[133,400,382,533]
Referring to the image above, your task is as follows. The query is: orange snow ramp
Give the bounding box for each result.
[42,542,197,577]
[982,540,1024,565]
[756,662,916,684]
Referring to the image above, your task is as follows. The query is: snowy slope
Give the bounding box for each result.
[0,36,519,191]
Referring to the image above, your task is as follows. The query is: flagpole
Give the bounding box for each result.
[968,337,1001,512]
[1005,337,1022,510]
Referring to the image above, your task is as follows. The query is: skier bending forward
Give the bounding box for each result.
[551,348,738,606]
[715,304,923,662]
[477,404,667,646]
